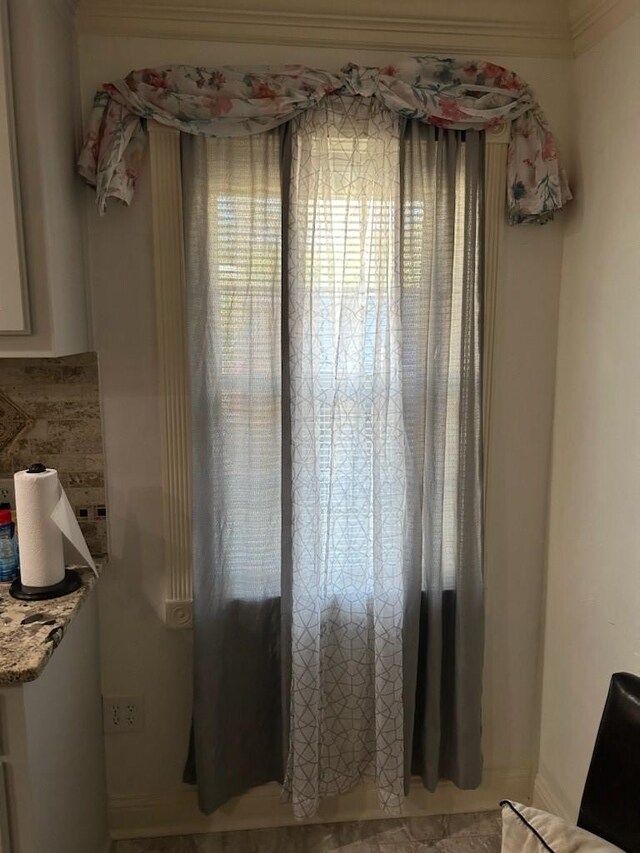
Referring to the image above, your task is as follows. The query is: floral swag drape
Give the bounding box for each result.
[78,55,571,224]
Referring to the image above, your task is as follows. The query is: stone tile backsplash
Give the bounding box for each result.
[0,353,107,556]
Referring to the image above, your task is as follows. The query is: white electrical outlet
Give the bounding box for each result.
[0,479,15,508]
[102,697,145,734]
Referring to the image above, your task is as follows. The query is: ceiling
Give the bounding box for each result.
[75,0,637,57]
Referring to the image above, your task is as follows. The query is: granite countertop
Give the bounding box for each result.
[0,561,105,686]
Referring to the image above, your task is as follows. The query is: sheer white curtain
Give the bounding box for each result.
[284,97,407,817]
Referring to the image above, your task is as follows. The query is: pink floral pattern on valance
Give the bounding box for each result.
[78,56,571,224]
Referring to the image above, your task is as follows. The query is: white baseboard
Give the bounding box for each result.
[532,773,575,822]
[109,768,532,840]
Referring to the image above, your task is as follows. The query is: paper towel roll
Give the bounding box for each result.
[14,468,65,587]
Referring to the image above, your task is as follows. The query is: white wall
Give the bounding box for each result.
[78,36,574,831]
[536,11,640,821]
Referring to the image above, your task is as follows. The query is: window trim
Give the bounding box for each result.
[148,119,509,629]
[149,123,192,628]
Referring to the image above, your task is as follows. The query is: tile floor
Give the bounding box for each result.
[114,809,502,852]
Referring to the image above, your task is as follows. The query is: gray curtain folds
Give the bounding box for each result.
[182,131,285,814]
[401,124,485,790]
[183,111,485,816]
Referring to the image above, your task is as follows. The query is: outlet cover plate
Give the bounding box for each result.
[0,479,15,508]
[103,696,145,734]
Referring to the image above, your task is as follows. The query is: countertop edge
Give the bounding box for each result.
[0,560,106,688]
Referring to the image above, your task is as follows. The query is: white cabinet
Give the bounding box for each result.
[0,0,28,334]
[0,595,109,853]
[0,0,90,357]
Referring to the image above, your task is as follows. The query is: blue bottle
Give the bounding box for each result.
[0,508,19,582]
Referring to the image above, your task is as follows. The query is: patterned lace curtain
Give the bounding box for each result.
[284,96,406,816]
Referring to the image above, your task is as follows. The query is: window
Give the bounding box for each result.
[148,118,509,627]
[193,134,282,601]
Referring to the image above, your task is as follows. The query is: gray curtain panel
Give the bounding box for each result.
[182,131,286,814]
[401,124,485,791]
[183,116,485,815]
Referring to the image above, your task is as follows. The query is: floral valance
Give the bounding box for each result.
[78,56,571,224]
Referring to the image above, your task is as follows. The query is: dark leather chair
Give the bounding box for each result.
[577,672,640,853]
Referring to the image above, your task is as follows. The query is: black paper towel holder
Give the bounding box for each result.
[10,569,81,601]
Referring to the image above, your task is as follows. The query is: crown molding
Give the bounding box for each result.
[76,2,574,58]
[75,0,640,58]
[569,0,639,53]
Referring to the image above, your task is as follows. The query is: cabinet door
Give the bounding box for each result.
[0,762,11,852]
[0,0,28,334]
